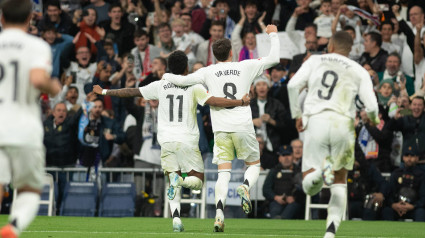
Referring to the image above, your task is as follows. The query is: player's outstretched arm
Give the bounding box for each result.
[92,85,142,97]
[163,68,206,87]
[30,69,61,97]
[206,93,251,107]
[256,25,280,68]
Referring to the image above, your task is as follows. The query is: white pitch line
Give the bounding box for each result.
[23,230,396,238]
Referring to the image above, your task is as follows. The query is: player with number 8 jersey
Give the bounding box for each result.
[163,25,280,232]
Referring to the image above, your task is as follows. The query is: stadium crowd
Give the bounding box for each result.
[1,0,425,221]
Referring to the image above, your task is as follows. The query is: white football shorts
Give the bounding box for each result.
[160,142,204,174]
[0,146,45,190]
[212,131,260,165]
[302,111,355,172]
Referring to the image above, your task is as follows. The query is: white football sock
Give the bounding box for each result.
[215,170,231,220]
[243,163,260,190]
[169,187,181,218]
[9,192,40,235]
[181,176,203,190]
[302,169,323,196]
[326,184,347,237]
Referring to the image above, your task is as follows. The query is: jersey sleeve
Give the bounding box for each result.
[139,80,161,100]
[193,84,212,106]
[357,67,380,124]
[30,40,53,75]
[242,32,280,79]
[287,56,314,119]
[163,68,206,86]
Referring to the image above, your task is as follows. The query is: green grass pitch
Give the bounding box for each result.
[0,215,423,237]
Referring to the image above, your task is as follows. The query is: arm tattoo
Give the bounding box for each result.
[106,88,142,97]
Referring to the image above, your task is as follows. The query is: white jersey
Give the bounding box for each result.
[139,80,211,145]
[164,32,280,133]
[65,61,97,103]
[0,29,52,148]
[288,53,379,122]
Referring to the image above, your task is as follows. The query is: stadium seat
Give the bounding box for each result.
[60,182,98,217]
[99,183,136,217]
[304,185,347,220]
[13,173,56,216]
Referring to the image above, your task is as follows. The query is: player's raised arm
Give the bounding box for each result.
[287,57,313,120]
[163,67,206,87]
[358,68,380,125]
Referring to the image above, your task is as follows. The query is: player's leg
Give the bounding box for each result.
[324,116,355,238]
[301,116,329,196]
[324,169,348,238]
[176,144,205,191]
[0,184,3,213]
[232,132,261,214]
[212,132,235,232]
[1,147,44,238]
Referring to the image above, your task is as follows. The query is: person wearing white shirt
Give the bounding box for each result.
[288,31,379,238]
[0,0,61,236]
[93,50,250,232]
[163,24,280,232]
[380,21,401,54]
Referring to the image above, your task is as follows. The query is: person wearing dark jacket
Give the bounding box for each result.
[387,96,425,168]
[263,145,304,219]
[382,144,425,221]
[37,0,74,35]
[257,134,278,169]
[251,76,288,152]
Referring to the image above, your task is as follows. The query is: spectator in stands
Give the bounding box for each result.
[44,102,84,208]
[180,13,204,53]
[172,18,196,70]
[77,98,125,180]
[157,23,176,57]
[380,21,401,54]
[231,5,265,61]
[382,144,425,221]
[268,65,287,98]
[240,0,264,38]
[348,153,390,220]
[251,76,288,152]
[356,105,394,172]
[286,20,317,57]
[343,25,364,62]
[378,53,414,96]
[291,139,303,166]
[131,29,161,81]
[359,32,389,73]
[196,21,224,66]
[84,0,110,24]
[388,96,425,169]
[376,79,395,107]
[38,0,73,34]
[63,46,98,104]
[414,22,425,93]
[392,5,425,79]
[285,0,316,31]
[263,145,303,219]
[72,8,101,56]
[139,57,167,87]
[122,0,148,28]
[257,134,278,169]
[314,0,339,49]
[41,25,74,78]
[288,34,319,78]
[99,4,135,57]
[181,0,206,33]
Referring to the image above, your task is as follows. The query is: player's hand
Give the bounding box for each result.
[92,84,104,95]
[266,24,277,34]
[296,118,304,132]
[242,93,251,106]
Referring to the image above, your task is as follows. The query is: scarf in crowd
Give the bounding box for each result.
[137,45,151,80]
[78,100,96,147]
[239,46,258,61]
[347,5,380,26]
[358,119,385,159]
[76,20,100,55]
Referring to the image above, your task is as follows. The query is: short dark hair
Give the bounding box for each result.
[168,51,188,75]
[412,96,425,105]
[321,0,331,4]
[42,24,57,33]
[108,3,122,12]
[343,25,355,33]
[46,0,61,9]
[210,20,225,30]
[245,0,257,8]
[366,32,382,47]
[380,21,394,31]
[304,23,317,33]
[134,29,149,38]
[0,0,32,24]
[155,57,167,67]
[330,31,353,53]
[158,22,172,31]
[93,98,104,105]
[213,0,229,7]
[180,13,192,19]
[68,86,79,94]
[212,38,232,61]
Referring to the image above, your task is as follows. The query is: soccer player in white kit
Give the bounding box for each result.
[287,31,380,238]
[0,0,61,237]
[163,25,280,232]
[93,50,250,232]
